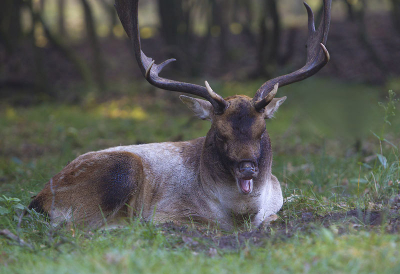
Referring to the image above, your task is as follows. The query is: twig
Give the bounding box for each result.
[371,172,379,195]
[16,208,25,247]
[0,229,34,250]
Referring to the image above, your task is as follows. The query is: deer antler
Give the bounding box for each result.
[253,0,331,111]
[114,0,227,114]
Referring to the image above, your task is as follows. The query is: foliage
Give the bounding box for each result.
[0,196,24,218]
[379,90,398,126]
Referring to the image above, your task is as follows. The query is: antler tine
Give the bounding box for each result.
[114,0,227,114]
[253,83,279,110]
[253,0,331,111]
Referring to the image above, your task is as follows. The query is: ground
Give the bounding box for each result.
[0,78,399,273]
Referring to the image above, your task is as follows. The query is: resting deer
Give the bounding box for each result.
[29,0,331,230]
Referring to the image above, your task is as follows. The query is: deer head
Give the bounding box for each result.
[114,0,331,196]
[179,84,285,195]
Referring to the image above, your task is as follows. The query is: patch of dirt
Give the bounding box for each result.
[158,208,400,251]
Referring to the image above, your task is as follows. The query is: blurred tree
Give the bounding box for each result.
[254,0,281,78]
[354,0,387,77]
[157,0,184,50]
[343,0,355,21]
[391,0,400,34]
[57,0,67,37]
[80,0,107,92]
[26,0,52,96]
[39,0,46,11]
[210,0,229,65]
[278,27,297,67]
[39,16,95,92]
[0,0,23,52]
[30,0,95,95]
[157,0,211,76]
[0,0,96,96]
[266,0,280,66]
[157,0,185,73]
[98,0,118,38]
[232,0,256,44]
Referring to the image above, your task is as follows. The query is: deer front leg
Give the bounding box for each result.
[256,174,283,228]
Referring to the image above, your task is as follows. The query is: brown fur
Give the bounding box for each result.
[30,151,143,227]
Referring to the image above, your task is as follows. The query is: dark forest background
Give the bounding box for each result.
[1,0,400,104]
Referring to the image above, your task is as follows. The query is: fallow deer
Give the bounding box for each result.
[29,0,331,230]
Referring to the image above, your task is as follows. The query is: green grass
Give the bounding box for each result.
[1,78,400,273]
[2,226,400,273]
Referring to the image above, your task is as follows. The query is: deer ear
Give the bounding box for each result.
[180,95,213,121]
[263,97,287,119]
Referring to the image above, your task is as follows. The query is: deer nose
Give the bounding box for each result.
[239,161,256,178]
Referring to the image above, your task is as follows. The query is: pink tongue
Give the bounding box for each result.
[240,179,252,193]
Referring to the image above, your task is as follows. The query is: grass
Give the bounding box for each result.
[0,78,400,273]
[2,228,400,273]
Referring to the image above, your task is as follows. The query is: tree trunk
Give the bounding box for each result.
[344,0,355,21]
[157,0,209,76]
[39,16,94,91]
[57,0,67,37]
[256,12,268,77]
[239,0,256,45]
[355,0,387,77]
[27,0,51,96]
[211,0,229,66]
[157,0,183,48]
[391,0,400,34]
[266,0,281,64]
[254,0,281,78]
[279,27,297,66]
[98,0,118,38]
[156,0,187,73]
[80,0,106,92]
[0,0,23,52]
[39,0,45,11]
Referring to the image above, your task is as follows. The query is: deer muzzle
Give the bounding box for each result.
[236,161,258,195]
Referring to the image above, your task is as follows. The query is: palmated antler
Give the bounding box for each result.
[253,0,332,111]
[114,0,227,114]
